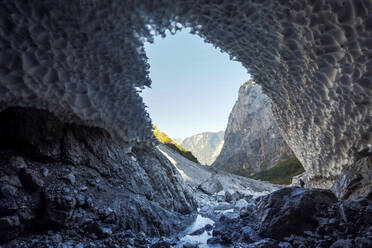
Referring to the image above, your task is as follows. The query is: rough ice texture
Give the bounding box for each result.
[0,0,371,187]
[213,82,294,176]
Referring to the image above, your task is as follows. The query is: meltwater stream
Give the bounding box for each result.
[174,209,233,248]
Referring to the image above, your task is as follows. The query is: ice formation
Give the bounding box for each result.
[0,0,371,187]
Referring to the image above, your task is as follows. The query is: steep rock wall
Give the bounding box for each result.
[213,82,294,176]
[0,107,196,243]
[0,0,371,187]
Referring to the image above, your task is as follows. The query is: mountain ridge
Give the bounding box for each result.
[178,131,225,165]
[213,81,297,178]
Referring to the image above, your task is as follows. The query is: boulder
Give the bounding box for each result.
[18,168,44,191]
[198,177,222,195]
[256,187,338,240]
[247,238,279,248]
[234,199,249,211]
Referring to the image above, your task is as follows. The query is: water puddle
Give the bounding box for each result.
[174,210,232,248]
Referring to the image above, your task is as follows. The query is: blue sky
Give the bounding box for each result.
[141,28,250,139]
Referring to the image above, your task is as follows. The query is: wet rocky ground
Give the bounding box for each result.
[3,184,372,248]
[1,108,371,247]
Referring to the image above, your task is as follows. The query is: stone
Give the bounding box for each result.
[234,199,249,211]
[213,82,295,177]
[278,242,293,248]
[198,177,223,195]
[0,215,20,228]
[18,168,44,190]
[354,236,372,248]
[329,239,353,248]
[0,198,18,215]
[215,195,225,202]
[205,224,213,231]
[207,237,223,245]
[42,168,49,177]
[0,184,17,197]
[9,157,27,171]
[242,226,256,242]
[225,191,232,202]
[0,175,22,188]
[256,187,338,240]
[63,173,76,185]
[247,238,278,248]
[0,215,20,240]
[190,227,205,236]
[183,242,198,248]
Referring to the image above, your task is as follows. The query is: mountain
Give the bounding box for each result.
[157,143,280,203]
[179,131,225,165]
[213,81,300,180]
[174,138,184,145]
[153,126,199,164]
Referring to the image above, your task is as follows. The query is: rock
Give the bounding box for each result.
[183,242,198,248]
[190,227,205,236]
[278,242,293,248]
[247,238,279,248]
[205,224,213,231]
[0,0,371,245]
[75,243,84,248]
[354,236,372,248]
[99,227,113,238]
[0,184,17,197]
[256,187,338,240]
[242,226,257,243]
[231,191,243,202]
[0,107,196,244]
[329,239,353,248]
[17,207,36,222]
[198,177,222,195]
[63,173,76,185]
[367,191,372,201]
[0,215,20,242]
[9,157,27,171]
[225,191,232,202]
[207,237,223,245]
[234,199,249,210]
[331,156,372,200]
[0,198,18,215]
[151,239,171,248]
[213,82,295,177]
[85,221,112,238]
[0,215,20,229]
[18,168,44,190]
[45,192,76,225]
[214,202,233,211]
[0,175,22,188]
[215,194,225,202]
[42,168,49,177]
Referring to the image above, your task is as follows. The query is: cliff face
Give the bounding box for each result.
[213,82,294,176]
[179,131,224,165]
[0,107,196,244]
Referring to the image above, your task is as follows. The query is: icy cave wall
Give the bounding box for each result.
[0,0,371,187]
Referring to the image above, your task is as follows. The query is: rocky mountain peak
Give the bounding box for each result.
[178,131,224,165]
[213,81,295,177]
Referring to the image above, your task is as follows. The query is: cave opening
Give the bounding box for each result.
[140,27,250,140]
[0,0,371,246]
